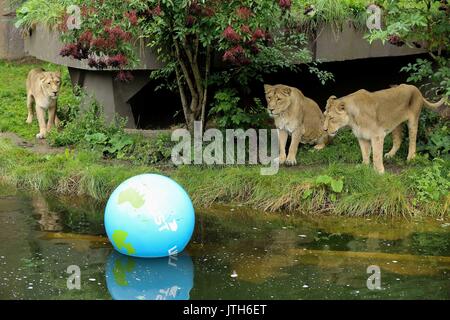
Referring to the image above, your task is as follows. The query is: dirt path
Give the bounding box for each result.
[0,132,66,154]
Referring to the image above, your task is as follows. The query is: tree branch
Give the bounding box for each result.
[201,45,212,128]
[173,36,198,110]
[175,65,191,126]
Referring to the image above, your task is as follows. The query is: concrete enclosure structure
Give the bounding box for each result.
[24,25,163,128]
[0,0,25,59]
[23,23,426,128]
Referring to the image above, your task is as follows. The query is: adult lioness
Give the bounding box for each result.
[26,68,61,139]
[323,84,446,173]
[264,84,330,165]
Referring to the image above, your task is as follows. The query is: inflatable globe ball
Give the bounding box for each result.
[104,174,195,258]
[105,251,194,300]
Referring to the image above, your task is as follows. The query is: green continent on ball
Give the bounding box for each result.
[112,230,136,255]
[117,188,145,209]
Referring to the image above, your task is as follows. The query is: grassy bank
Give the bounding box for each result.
[0,138,448,218]
[0,59,448,218]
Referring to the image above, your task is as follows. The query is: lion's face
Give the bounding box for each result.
[323,96,349,137]
[264,84,292,117]
[39,72,61,99]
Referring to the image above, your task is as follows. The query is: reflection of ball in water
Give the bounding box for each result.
[106,251,194,300]
[104,174,195,258]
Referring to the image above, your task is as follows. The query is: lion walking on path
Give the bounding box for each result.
[26,68,61,139]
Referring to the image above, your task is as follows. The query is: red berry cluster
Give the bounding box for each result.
[184,1,215,28]
[60,42,89,60]
[388,34,405,47]
[124,10,138,26]
[151,5,162,17]
[221,4,270,67]
[59,13,135,81]
[278,0,292,10]
[236,7,253,20]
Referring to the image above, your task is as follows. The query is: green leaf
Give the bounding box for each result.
[331,179,344,193]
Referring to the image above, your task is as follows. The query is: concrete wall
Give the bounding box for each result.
[314,24,425,62]
[0,0,25,59]
[23,23,428,129]
[25,23,426,68]
[25,24,163,70]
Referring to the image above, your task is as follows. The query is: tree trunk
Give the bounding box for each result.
[173,35,211,132]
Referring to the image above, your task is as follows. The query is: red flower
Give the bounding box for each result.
[103,19,112,28]
[97,57,108,70]
[202,7,215,17]
[88,57,98,68]
[60,42,89,60]
[236,7,252,19]
[60,43,78,57]
[223,25,241,42]
[107,54,128,68]
[88,57,108,70]
[106,26,132,42]
[240,25,251,34]
[75,42,90,60]
[57,13,69,32]
[91,37,111,50]
[189,1,202,15]
[222,45,246,65]
[81,5,96,17]
[186,15,197,27]
[252,28,265,40]
[279,0,292,10]
[388,35,404,47]
[248,42,260,54]
[125,10,138,26]
[152,5,162,16]
[79,30,93,45]
[222,50,235,63]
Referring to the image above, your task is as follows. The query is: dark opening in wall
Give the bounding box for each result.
[262,53,428,110]
[127,54,428,130]
[129,80,184,130]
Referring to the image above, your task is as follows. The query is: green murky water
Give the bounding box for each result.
[0,191,449,300]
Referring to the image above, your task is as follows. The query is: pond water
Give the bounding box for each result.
[0,191,449,300]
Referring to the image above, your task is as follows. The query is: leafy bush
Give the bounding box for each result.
[84,132,133,159]
[410,158,450,204]
[209,89,270,129]
[401,57,450,100]
[418,125,450,159]
[47,94,126,151]
[291,0,371,34]
[125,134,174,165]
[15,0,70,31]
[399,58,450,159]
[48,94,174,164]
[302,174,344,202]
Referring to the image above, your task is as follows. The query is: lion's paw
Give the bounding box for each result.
[314,144,325,151]
[285,158,297,166]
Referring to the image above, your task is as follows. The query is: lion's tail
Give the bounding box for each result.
[423,97,447,109]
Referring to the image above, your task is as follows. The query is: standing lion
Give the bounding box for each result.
[26,68,61,139]
[264,84,330,165]
[323,84,446,173]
